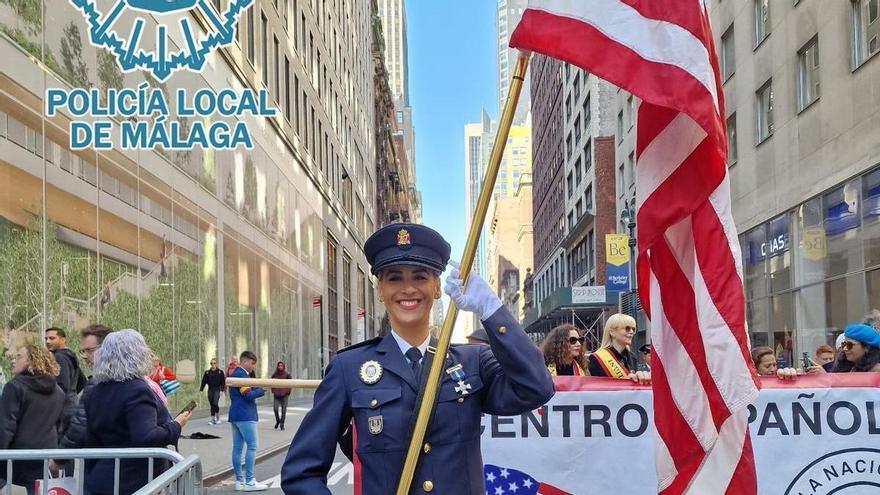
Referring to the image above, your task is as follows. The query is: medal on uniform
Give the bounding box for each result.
[359,360,383,385]
[368,415,383,435]
[445,364,471,396]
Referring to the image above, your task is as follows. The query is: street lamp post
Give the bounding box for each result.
[619,199,637,294]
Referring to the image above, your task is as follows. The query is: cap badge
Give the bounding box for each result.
[359,360,383,385]
[397,228,412,249]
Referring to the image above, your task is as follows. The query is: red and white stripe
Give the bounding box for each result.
[511,1,760,493]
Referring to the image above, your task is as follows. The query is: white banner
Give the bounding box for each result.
[481,375,880,494]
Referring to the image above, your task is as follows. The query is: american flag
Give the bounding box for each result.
[510,1,760,494]
[483,465,571,495]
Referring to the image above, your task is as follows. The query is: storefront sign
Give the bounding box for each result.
[481,375,880,494]
[605,234,629,292]
[571,286,606,304]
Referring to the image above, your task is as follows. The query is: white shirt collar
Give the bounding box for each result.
[390,330,431,363]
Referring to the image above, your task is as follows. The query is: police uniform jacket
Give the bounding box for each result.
[280,305,555,495]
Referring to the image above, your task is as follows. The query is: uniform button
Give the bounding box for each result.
[370,399,378,408]
[422,442,431,454]
[422,480,434,492]
[457,397,465,403]
[498,325,507,334]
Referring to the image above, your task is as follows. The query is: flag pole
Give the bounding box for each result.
[395,51,531,495]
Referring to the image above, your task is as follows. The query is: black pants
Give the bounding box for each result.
[273,396,289,425]
[207,388,221,416]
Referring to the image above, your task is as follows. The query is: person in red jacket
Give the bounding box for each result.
[271,361,291,430]
[148,355,176,384]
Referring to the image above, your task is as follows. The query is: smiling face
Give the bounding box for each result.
[378,265,439,336]
[843,339,866,363]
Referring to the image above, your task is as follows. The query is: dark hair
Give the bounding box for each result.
[541,324,588,372]
[831,343,880,372]
[45,327,66,339]
[750,346,774,368]
[80,324,113,344]
[240,350,257,362]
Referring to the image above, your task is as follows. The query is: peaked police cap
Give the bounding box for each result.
[364,223,451,276]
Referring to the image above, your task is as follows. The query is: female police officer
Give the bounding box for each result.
[281,223,554,494]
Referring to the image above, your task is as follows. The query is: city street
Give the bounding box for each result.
[206,448,353,495]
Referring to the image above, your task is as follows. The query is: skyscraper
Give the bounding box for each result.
[497,0,530,124]
[377,0,422,222]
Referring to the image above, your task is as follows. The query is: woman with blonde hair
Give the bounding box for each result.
[542,324,588,376]
[589,313,651,384]
[0,343,64,495]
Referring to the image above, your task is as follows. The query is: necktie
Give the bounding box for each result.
[405,347,423,381]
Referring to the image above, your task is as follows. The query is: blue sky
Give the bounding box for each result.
[408,1,498,262]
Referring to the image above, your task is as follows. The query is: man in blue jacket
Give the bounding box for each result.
[228,350,267,492]
[281,223,555,494]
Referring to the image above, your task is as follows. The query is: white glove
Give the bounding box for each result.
[444,261,503,321]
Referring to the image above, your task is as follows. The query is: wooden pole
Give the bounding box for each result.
[225,377,322,389]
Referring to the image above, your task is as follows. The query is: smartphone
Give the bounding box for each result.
[179,400,197,416]
[802,352,811,369]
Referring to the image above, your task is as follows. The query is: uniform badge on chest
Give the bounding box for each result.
[445,364,472,396]
[368,415,383,435]
[359,360,383,385]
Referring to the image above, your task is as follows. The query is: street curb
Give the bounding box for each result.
[202,439,291,487]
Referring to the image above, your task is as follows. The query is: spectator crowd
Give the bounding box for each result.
[3,308,880,494]
[0,323,279,494]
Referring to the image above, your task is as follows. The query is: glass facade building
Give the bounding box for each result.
[0,0,380,409]
[742,167,880,367]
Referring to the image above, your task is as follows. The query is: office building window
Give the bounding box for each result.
[273,35,280,102]
[327,236,339,352]
[727,113,738,164]
[261,12,268,83]
[617,111,623,142]
[755,0,770,46]
[246,7,255,64]
[343,253,352,346]
[853,0,880,66]
[722,24,735,80]
[756,80,774,143]
[798,37,820,110]
[284,56,291,121]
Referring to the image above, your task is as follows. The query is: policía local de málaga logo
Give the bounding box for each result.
[70,0,252,82]
[49,0,276,151]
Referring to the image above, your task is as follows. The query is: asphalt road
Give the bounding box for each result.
[206,447,353,495]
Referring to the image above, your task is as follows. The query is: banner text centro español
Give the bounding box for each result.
[44,83,277,151]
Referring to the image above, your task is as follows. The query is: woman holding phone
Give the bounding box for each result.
[84,329,190,495]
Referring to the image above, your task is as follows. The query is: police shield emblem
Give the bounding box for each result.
[397,228,411,249]
[368,415,383,435]
[359,360,383,385]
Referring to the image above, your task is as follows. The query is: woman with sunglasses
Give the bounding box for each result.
[826,324,880,373]
[589,313,651,384]
[542,324,588,377]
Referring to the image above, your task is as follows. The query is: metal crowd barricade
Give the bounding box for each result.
[0,448,202,495]
[133,455,202,495]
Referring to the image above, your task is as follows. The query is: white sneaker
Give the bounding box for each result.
[234,481,244,491]
[215,418,223,424]
[243,481,268,492]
